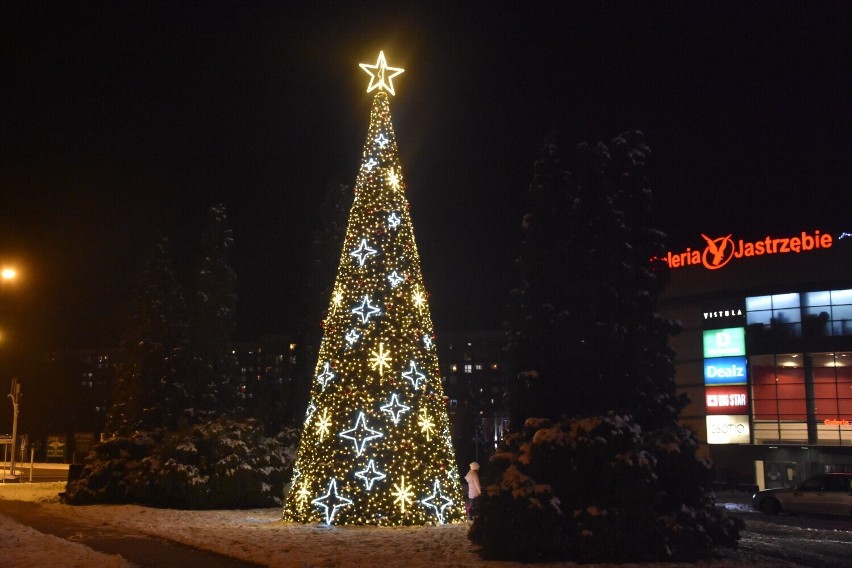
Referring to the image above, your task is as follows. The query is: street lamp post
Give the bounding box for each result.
[8,377,20,477]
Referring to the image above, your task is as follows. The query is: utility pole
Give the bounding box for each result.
[8,377,20,478]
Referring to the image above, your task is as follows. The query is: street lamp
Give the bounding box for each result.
[1,268,15,281]
[8,377,20,477]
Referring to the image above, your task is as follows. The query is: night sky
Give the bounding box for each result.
[1,2,850,364]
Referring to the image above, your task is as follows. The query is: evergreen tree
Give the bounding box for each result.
[507,131,684,428]
[283,53,465,526]
[185,204,238,421]
[476,132,739,563]
[290,179,355,425]
[105,236,187,436]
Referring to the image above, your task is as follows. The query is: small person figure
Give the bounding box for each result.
[465,461,481,518]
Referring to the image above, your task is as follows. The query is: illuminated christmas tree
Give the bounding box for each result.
[283,52,465,526]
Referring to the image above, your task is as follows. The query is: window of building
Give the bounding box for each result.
[475,364,483,371]
[464,364,472,374]
[751,353,808,444]
[813,351,852,445]
[746,293,802,338]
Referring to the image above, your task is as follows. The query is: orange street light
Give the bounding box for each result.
[1,268,16,281]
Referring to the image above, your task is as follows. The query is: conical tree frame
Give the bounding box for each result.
[283,89,466,526]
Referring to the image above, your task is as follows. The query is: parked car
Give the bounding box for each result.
[752,473,852,516]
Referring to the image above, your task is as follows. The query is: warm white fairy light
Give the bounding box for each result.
[283,53,465,527]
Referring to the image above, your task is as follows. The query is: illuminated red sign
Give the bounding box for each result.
[662,230,832,270]
[705,385,749,415]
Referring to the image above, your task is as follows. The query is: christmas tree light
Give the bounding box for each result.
[283,52,465,526]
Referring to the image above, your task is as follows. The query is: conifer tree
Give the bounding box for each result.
[185,204,238,420]
[105,236,187,436]
[283,52,465,526]
[507,131,684,428]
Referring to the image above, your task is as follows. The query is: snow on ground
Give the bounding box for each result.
[0,483,805,568]
[0,481,132,568]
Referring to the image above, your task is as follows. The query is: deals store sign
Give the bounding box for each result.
[704,356,748,385]
[706,414,750,445]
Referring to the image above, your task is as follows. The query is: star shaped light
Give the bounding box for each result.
[421,480,454,524]
[374,133,389,149]
[350,238,378,267]
[380,393,411,424]
[402,360,426,389]
[422,335,433,349]
[345,329,360,345]
[355,459,387,491]
[316,362,336,391]
[352,295,382,323]
[391,475,415,513]
[387,212,401,229]
[312,479,353,525]
[340,411,384,456]
[363,157,378,171]
[304,402,317,424]
[359,51,404,96]
[369,341,393,377]
[387,271,405,288]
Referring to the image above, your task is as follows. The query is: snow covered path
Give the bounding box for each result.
[0,483,814,567]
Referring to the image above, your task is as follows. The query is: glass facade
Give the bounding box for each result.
[746,288,852,445]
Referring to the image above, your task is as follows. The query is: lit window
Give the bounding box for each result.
[475,364,483,371]
[464,364,472,374]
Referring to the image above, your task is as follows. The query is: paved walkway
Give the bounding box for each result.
[0,500,263,568]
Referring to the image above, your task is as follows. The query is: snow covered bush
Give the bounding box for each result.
[468,414,742,562]
[63,418,299,509]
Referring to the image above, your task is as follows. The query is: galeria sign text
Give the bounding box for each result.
[663,230,832,270]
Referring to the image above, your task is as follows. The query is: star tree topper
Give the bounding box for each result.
[359,51,404,96]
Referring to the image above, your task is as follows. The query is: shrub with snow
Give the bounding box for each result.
[468,414,742,562]
[63,418,299,509]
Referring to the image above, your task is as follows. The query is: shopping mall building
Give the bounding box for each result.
[660,228,852,489]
